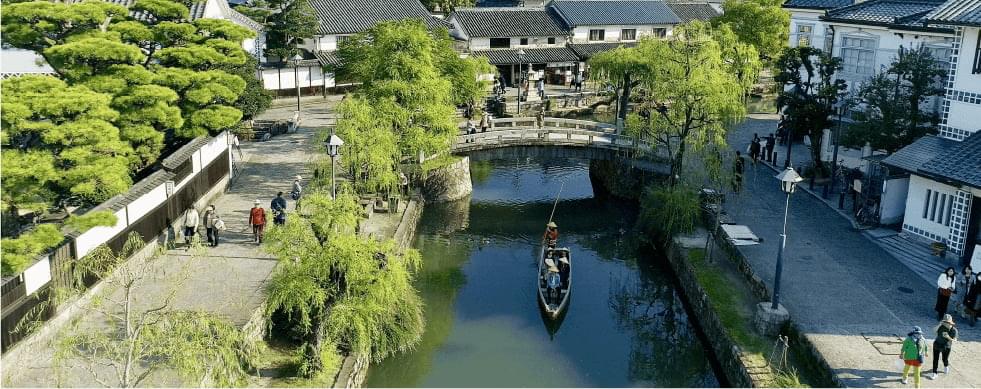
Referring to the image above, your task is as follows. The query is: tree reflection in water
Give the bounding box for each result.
[609,256,720,387]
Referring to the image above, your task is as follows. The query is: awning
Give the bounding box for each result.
[568,42,638,61]
[472,47,580,66]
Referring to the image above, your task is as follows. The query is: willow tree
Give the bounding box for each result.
[625,22,750,184]
[53,233,257,387]
[263,190,424,377]
[589,45,652,125]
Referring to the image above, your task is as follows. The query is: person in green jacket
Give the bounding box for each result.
[900,326,929,387]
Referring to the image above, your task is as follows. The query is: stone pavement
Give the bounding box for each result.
[724,114,981,388]
[1,104,331,387]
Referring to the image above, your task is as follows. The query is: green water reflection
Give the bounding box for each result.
[365,158,719,387]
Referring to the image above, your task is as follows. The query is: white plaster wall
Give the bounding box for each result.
[570,25,673,43]
[125,184,168,223]
[946,100,981,135]
[200,132,228,167]
[75,208,129,258]
[903,174,959,240]
[830,24,952,92]
[880,177,909,225]
[788,9,830,50]
[260,66,329,90]
[952,27,981,94]
[469,36,567,51]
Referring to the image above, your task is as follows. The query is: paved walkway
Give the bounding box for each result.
[724,114,981,388]
[1,104,331,387]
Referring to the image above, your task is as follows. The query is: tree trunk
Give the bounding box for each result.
[302,307,327,377]
[670,139,686,187]
[619,72,632,124]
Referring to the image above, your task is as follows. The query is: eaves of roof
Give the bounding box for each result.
[472,46,580,64]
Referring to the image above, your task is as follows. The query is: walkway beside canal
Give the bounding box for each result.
[1,105,329,387]
[724,114,981,388]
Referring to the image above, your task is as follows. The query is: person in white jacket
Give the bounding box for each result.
[936,267,957,321]
[182,207,199,246]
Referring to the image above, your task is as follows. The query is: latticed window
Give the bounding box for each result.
[841,37,876,75]
[797,24,812,47]
[589,29,605,41]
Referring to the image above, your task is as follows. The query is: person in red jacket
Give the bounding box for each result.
[249,199,267,244]
[543,222,559,248]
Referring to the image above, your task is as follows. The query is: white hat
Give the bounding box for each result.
[544,257,556,268]
[547,265,559,273]
[295,175,302,180]
[547,222,557,228]
[558,256,569,264]
[254,199,261,205]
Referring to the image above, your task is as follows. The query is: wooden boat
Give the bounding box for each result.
[538,243,572,320]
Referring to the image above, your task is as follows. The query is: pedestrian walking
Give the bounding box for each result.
[936,267,957,320]
[765,133,776,163]
[182,206,199,247]
[955,266,975,317]
[574,72,583,92]
[291,175,303,201]
[899,326,928,387]
[212,215,225,246]
[498,75,507,95]
[732,151,745,193]
[964,273,981,326]
[536,78,545,100]
[536,106,545,128]
[203,205,218,247]
[749,134,762,165]
[480,111,490,133]
[929,314,958,380]
[249,199,266,244]
[271,192,287,226]
[232,134,243,159]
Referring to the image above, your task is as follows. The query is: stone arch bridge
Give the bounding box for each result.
[448,117,670,174]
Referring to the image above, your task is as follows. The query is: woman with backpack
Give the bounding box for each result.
[929,314,958,380]
[900,326,928,387]
[936,267,957,320]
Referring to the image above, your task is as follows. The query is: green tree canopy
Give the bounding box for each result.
[775,46,847,171]
[845,45,945,153]
[713,0,790,65]
[589,45,653,124]
[623,22,752,183]
[264,0,319,60]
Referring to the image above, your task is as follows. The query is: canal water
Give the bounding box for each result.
[365,157,720,387]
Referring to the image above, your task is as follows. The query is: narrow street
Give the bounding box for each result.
[725,114,981,388]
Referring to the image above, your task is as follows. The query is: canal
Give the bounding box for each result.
[365,157,720,387]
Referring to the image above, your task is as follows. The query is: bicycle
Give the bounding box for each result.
[855,199,880,227]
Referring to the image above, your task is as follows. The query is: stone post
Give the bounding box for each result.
[754,302,789,336]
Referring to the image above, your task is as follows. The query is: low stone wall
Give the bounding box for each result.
[713,227,839,387]
[423,157,473,202]
[663,238,771,387]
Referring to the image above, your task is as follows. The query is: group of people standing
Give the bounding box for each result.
[179,176,304,247]
[900,265,981,387]
[748,133,776,166]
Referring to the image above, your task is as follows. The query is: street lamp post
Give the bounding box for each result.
[326,130,344,199]
[831,99,845,191]
[783,85,802,168]
[293,53,303,114]
[771,167,803,309]
[517,49,525,114]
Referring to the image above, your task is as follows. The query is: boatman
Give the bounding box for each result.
[544,222,559,248]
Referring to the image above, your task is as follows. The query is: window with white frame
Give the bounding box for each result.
[841,36,876,75]
[922,189,953,226]
[621,29,637,41]
[589,29,605,41]
[796,24,813,47]
[926,46,952,74]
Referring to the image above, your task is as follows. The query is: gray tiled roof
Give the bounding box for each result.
[926,0,981,26]
[452,7,569,37]
[315,50,341,67]
[920,132,981,188]
[881,135,959,173]
[665,2,719,23]
[79,0,261,31]
[472,47,579,64]
[550,0,681,26]
[309,0,447,35]
[824,0,946,26]
[161,137,212,170]
[783,0,854,10]
[567,42,637,60]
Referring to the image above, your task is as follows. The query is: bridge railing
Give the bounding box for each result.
[488,117,618,134]
[454,127,665,158]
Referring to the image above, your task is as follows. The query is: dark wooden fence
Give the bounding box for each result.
[0,149,230,353]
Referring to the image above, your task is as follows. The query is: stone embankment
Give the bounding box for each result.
[423,156,473,202]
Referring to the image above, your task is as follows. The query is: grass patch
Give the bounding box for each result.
[250,339,343,388]
[688,249,768,355]
[421,154,462,173]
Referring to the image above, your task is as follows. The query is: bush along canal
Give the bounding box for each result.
[365,157,722,387]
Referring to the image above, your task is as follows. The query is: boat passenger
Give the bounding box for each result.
[544,222,559,248]
[558,253,570,283]
[546,265,561,301]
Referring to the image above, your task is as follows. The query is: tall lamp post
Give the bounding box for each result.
[516,49,525,114]
[325,130,344,199]
[830,97,846,191]
[783,85,802,168]
[771,166,803,309]
[292,53,304,115]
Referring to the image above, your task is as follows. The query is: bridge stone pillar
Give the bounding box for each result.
[423,156,473,202]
